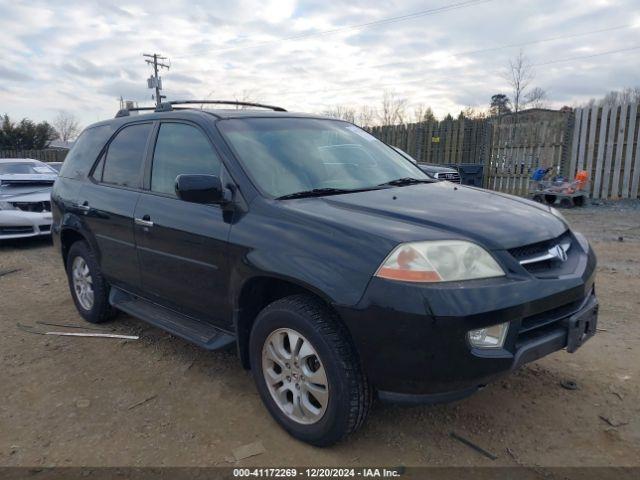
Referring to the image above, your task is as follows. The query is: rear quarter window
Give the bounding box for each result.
[100,123,152,188]
[59,124,114,179]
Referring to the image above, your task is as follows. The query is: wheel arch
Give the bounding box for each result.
[234,275,343,370]
[60,226,97,268]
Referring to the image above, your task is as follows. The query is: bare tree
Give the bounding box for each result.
[323,105,357,123]
[461,106,487,120]
[599,86,640,107]
[53,111,80,142]
[503,50,535,117]
[233,89,262,109]
[355,105,377,127]
[412,104,437,123]
[378,90,407,126]
[524,87,548,109]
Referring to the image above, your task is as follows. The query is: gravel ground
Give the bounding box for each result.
[1,203,639,468]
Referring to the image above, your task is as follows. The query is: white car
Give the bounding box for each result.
[0,159,58,240]
[48,162,64,172]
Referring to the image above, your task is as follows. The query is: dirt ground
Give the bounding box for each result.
[1,202,639,469]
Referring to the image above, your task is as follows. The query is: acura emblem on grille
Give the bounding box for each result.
[548,244,568,262]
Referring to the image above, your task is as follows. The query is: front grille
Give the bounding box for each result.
[436,172,461,183]
[517,289,594,345]
[39,225,51,232]
[11,201,51,213]
[509,231,571,261]
[509,231,576,277]
[0,226,34,235]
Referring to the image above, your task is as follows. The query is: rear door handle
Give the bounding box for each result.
[135,215,154,228]
[77,201,90,212]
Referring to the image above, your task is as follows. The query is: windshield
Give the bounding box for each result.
[218,118,428,198]
[0,162,57,175]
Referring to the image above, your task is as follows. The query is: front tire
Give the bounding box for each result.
[66,241,116,324]
[249,295,372,446]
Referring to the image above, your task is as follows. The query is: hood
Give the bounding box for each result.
[417,163,457,174]
[0,185,52,202]
[284,182,566,250]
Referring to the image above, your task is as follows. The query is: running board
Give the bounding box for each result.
[109,287,235,350]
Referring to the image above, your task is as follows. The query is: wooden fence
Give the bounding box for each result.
[369,105,639,200]
[0,149,68,163]
[569,104,640,199]
[486,110,571,196]
[368,117,491,166]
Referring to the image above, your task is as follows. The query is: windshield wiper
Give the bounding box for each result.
[276,187,356,200]
[377,177,432,187]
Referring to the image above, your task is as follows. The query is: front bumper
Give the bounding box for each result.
[337,243,597,401]
[0,210,53,239]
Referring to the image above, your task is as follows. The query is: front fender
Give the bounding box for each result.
[227,200,394,309]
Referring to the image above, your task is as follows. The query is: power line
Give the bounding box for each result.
[532,45,640,66]
[449,24,634,58]
[178,22,635,95]
[358,23,636,71]
[173,0,494,59]
[272,44,640,98]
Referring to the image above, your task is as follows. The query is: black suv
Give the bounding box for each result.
[52,101,598,446]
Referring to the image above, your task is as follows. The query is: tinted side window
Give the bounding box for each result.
[151,123,221,196]
[101,123,152,188]
[59,125,113,179]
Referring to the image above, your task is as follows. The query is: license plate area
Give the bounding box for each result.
[562,297,598,353]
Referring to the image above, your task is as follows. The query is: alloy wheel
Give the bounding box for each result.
[261,327,329,425]
[72,256,94,311]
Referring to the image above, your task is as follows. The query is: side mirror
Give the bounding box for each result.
[175,174,229,204]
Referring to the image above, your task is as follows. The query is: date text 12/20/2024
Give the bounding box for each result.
[233,468,404,478]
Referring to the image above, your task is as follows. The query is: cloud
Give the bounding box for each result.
[0,66,31,81]
[61,59,109,80]
[164,73,203,85]
[0,0,638,126]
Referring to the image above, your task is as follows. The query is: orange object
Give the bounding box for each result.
[575,170,588,190]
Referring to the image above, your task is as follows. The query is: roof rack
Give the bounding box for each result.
[157,100,287,112]
[114,100,287,118]
[115,106,157,118]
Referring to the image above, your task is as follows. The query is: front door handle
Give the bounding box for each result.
[134,215,154,228]
[77,201,90,212]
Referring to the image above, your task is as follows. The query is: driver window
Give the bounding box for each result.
[151,123,221,196]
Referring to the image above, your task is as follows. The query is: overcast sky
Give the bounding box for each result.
[1,0,639,127]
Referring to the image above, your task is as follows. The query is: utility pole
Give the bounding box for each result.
[143,53,170,108]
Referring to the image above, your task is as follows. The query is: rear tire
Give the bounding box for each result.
[249,294,372,446]
[559,197,574,209]
[66,241,117,324]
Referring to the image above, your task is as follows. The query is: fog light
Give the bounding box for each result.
[468,322,509,349]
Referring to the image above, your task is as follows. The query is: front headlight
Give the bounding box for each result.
[468,322,509,349]
[375,240,504,283]
[0,201,16,211]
